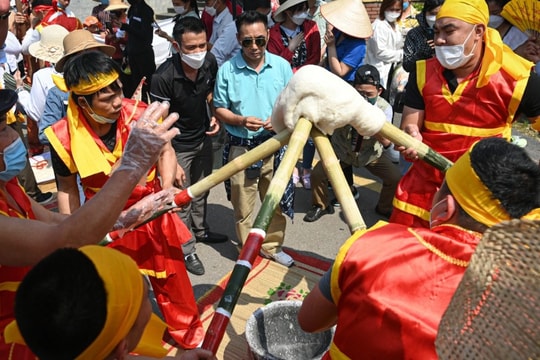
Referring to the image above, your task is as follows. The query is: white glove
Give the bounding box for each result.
[271,65,386,137]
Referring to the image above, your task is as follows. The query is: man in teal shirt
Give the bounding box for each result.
[214,10,294,267]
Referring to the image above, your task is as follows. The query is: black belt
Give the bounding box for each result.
[227,132,273,149]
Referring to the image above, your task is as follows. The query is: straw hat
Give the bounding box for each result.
[436,219,540,359]
[55,29,115,72]
[28,24,69,64]
[273,0,308,23]
[104,0,129,12]
[321,0,373,38]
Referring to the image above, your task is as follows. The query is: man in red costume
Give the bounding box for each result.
[45,51,204,350]
[391,0,540,227]
[298,137,540,359]
[0,87,182,359]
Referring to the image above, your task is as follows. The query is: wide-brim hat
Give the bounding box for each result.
[321,0,373,39]
[0,89,18,117]
[436,219,540,359]
[28,24,69,64]
[104,0,129,12]
[55,29,115,72]
[273,0,308,23]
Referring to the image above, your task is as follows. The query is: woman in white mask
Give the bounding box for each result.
[403,0,444,72]
[155,0,200,43]
[171,0,199,19]
[365,0,405,92]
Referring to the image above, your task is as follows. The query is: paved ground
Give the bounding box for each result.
[187,161,385,300]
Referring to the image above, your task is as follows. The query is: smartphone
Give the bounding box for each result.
[105,21,113,32]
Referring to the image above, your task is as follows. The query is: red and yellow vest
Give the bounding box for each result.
[325,222,480,359]
[46,98,158,207]
[0,179,37,360]
[392,58,529,226]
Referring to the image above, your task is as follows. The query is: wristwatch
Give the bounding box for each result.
[15,86,25,94]
[0,11,11,20]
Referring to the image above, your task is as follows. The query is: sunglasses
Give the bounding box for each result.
[241,36,267,48]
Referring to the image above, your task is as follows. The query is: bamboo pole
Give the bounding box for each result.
[174,129,292,207]
[312,128,366,233]
[102,130,291,243]
[202,118,313,353]
[377,122,453,171]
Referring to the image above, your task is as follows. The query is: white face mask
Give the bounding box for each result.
[181,51,207,69]
[435,26,478,69]
[384,11,401,23]
[291,11,308,26]
[204,5,216,16]
[425,14,436,28]
[82,99,118,124]
[174,5,185,14]
[488,15,505,28]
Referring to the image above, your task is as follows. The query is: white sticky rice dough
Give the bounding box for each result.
[272,65,386,136]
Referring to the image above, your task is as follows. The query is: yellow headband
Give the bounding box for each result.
[77,246,169,359]
[5,246,168,359]
[52,71,119,94]
[437,0,488,25]
[446,145,510,227]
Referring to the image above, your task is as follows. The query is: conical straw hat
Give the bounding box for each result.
[321,0,373,38]
[436,219,540,359]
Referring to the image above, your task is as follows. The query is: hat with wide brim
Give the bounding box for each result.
[0,89,18,117]
[321,0,373,38]
[55,29,116,72]
[436,219,540,359]
[104,0,129,12]
[273,0,308,23]
[28,24,69,64]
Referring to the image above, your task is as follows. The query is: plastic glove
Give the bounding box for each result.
[116,101,180,182]
[112,188,177,233]
[271,65,386,137]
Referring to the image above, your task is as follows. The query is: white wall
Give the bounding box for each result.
[70,0,171,21]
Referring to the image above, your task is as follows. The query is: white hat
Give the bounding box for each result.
[273,0,308,23]
[321,0,373,38]
[28,25,69,64]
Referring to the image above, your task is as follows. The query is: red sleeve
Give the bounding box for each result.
[303,20,321,67]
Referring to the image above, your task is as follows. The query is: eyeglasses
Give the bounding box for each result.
[241,36,267,48]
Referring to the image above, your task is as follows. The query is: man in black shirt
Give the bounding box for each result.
[113,0,155,99]
[150,17,227,276]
